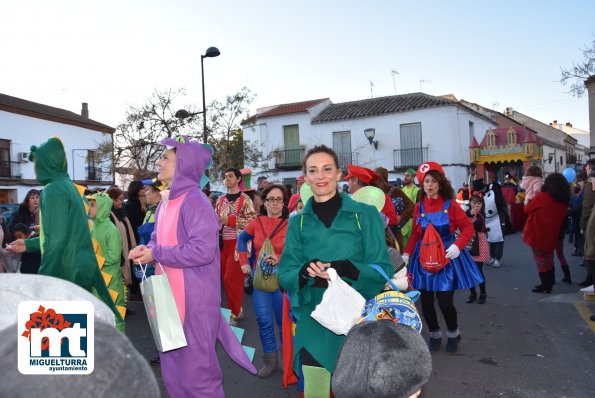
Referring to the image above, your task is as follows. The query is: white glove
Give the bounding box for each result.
[445,244,460,259]
[391,267,409,291]
[401,254,410,265]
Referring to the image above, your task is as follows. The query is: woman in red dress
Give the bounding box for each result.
[523,173,571,293]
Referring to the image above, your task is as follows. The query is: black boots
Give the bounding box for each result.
[561,265,572,284]
[532,271,553,293]
[257,351,278,378]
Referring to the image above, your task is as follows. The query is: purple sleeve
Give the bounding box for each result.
[151,192,219,268]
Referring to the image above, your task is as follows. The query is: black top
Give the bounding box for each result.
[466,209,485,233]
[225,192,242,202]
[312,191,342,228]
[9,207,35,232]
[123,198,145,242]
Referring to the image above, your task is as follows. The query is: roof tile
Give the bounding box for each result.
[0,93,114,132]
[312,93,455,123]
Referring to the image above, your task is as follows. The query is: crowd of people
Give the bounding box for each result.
[2,135,595,398]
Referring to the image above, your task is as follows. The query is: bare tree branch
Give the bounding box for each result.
[560,37,595,97]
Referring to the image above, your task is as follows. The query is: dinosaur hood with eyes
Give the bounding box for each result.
[160,136,212,199]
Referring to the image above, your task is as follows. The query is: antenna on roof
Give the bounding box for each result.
[419,79,431,92]
[370,81,375,98]
[391,69,400,94]
[492,101,499,110]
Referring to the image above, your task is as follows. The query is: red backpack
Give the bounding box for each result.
[419,223,449,273]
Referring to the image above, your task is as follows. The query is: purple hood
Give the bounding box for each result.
[160,136,211,200]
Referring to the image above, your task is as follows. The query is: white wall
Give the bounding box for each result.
[0,110,113,201]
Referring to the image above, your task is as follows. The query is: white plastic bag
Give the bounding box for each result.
[310,268,366,335]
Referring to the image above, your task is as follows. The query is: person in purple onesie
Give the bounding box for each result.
[129,135,256,397]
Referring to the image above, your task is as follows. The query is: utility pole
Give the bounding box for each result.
[391,69,399,94]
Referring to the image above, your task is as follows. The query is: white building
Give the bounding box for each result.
[550,120,590,151]
[0,93,115,204]
[242,93,496,188]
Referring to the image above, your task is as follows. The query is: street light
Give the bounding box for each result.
[175,47,220,143]
[201,46,220,143]
[364,128,378,150]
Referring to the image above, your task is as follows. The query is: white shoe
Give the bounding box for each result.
[580,284,594,293]
[486,258,495,266]
[492,260,501,268]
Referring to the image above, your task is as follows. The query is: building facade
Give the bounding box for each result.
[242,93,496,189]
[0,93,115,204]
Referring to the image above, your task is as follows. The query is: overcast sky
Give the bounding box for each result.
[1,0,593,132]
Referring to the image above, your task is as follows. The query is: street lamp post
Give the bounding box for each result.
[201,46,220,143]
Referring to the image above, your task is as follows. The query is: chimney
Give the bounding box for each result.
[566,122,572,127]
[504,107,513,116]
[81,102,89,118]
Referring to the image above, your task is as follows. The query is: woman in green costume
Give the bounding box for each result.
[278,145,393,395]
[89,193,126,333]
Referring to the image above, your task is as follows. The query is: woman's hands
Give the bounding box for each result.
[129,245,154,265]
[306,260,331,280]
[6,239,26,253]
[240,264,251,275]
[445,244,461,259]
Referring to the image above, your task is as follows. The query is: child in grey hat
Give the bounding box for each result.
[332,320,432,398]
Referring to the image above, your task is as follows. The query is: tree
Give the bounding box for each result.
[560,37,595,97]
[95,88,201,183]
[96,87,267,185]
[203,87,271,179]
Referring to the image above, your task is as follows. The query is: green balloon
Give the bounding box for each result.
[300,182,313,205]
[351,186,385,211]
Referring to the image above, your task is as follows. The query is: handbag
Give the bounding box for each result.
[310,268,366,335]
[253,217,286,292]
[139,262,188,352]
[466,232,480,256]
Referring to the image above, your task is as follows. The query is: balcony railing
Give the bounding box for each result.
[0,160,22,179]
[273,148,305,170]
[393,147,428,170]
[336,151,358,173]
[86,166,102,181]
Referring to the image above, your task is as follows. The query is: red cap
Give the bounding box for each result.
[344,165,378,184]
[296,175,305,183]
[416,162,444,184]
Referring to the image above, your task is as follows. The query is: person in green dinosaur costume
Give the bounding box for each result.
[8,137,123,327]
[89,193,126,332]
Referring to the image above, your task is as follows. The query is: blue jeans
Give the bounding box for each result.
[252,287,283,353]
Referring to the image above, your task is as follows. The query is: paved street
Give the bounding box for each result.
[127,232,594,398]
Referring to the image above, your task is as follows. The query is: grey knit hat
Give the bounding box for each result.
[0,274,115,331]
[0,321,160,397]
[332,321,432,398]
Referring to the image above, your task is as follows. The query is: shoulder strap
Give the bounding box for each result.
[369,263,400,292]
[269,218,287,240]
[257,216,267,238]
[443,199,451,212]
[257,216,286,239]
